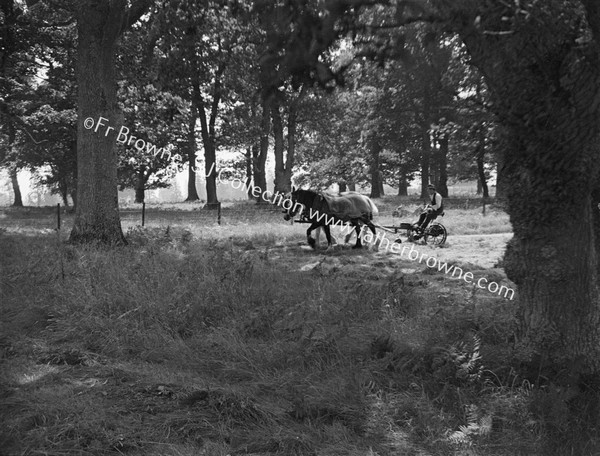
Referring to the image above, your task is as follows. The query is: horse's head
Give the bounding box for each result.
[283,187,304,221]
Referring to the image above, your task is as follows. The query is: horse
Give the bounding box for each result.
[283,188,378,249]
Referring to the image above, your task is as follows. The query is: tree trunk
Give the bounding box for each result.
[370,138,382,198]
[134,168,145,203]
[193,81,219,209]
[495,150,507,200]
[70,139,78,211]
[7,122,22,207]
[339,182,347,193]
[437,133,449,197]
[397,174,408,196]
[186,108,199,201]
[348,182,356,191]
[272,96,286,194]
[245,146,254,200]
[420,124,431,199]
[253,96,270,203]
[70,4,126,245]
[59,183,69,207]
[285,93,299,193]
[9,167,22,207]
[459,7,600,380]
[475,124,489,198]
[476,156,489,199]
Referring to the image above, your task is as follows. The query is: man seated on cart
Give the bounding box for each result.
[413,184,444,240]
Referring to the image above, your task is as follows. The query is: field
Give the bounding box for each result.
[1,198,592,456]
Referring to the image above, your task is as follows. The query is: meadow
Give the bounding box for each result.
[1,198,594,456]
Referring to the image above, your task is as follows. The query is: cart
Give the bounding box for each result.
[378,207,447,246]
[291,209,447,246]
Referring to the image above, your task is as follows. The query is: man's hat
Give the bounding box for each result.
[427,184,436,190]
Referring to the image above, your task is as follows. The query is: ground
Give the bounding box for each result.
[1,199,590,456]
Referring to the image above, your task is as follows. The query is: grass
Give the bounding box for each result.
[0,204,596,455]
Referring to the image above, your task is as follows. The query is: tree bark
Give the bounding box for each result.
[9,167,22,207]
[370,138,382,198]
[193,80,219,209]
[397,174,408,196]
[186,107,199,201]
[476,124,489,198]
[246,146,254,200]
[285,91,300,193]
[272,96,286,194]
[70,3,128,245]
[457,4,600,376]
[253,96,270,203]
[7,121,22,207]
[134,167,145,203]
[495,151,507,200]
[420,103,431,199]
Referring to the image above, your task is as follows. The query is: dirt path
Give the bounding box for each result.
[278,232,512,272]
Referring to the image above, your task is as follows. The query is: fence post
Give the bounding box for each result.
[217,202,221,225]
[142,202,146,227]
[57,203,61,230]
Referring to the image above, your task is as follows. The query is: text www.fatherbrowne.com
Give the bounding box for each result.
[214,167,515,300]
[215,170,515,301]
[83,116,172,161]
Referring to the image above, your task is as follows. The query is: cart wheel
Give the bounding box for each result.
[424,223,447,246]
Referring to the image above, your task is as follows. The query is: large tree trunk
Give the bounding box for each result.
[369,138,382,198]
[272,97,286,194]
[253,97,270,203]
[285,92,300,193]
[186,108,199,201]
[495,150,507,200]
[458,4,600,379]
[245,146,254,200]
[420,124,431,199]
[7,122,22,207]
[193,81,220,209]
[9,167,22,207]
[70,4,126,245]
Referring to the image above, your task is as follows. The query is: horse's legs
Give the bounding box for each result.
[344,224,354,244]
[352,221,363,249]
[323,225,333,248]
[363,219,378,249]
[365,220,377,236]
[307,223,319,249]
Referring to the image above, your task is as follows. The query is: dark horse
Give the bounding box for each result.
[283,188,378,249]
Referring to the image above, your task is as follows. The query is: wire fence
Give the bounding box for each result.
[0,197,500,233]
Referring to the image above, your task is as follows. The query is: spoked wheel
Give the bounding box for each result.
[424,223,447,246]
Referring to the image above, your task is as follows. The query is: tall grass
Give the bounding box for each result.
[0,222,595,456]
